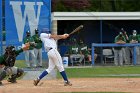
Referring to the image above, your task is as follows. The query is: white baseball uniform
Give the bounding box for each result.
[40,33,64,73]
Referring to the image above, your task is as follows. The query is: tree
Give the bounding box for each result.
[52,0,91,11]
[52,0,140,12]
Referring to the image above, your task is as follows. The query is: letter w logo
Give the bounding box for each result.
[10,1,43,42]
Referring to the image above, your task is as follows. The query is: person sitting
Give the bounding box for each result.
[79,40,92,62]
[69,38,84,66]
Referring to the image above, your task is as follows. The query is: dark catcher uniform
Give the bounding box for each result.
[0,46,24,85]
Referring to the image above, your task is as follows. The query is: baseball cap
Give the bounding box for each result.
[35,28,39,34]
[119,32,123,35]
[35,28,39,32]
[26,30,30,34]
[133,30,137,34]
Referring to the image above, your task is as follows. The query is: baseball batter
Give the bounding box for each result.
[33,28,72,86]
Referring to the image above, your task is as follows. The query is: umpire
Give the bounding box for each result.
[0,44,30,86]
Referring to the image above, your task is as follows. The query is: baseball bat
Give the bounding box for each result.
[69,25,83,36]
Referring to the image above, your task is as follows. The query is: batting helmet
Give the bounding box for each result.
[41,28,51,34]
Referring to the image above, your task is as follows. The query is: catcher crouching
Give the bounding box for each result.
[0,43,30,86]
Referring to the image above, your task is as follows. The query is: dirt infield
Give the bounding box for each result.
[0,78,140,93]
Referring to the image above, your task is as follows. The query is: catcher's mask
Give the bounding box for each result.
[5,46,16,55]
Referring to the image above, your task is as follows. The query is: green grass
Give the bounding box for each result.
[14,60,140,78]
[57,66,140,78]
[15,60,26,68]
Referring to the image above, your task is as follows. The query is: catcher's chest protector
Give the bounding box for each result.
[4,46,16,67]
[5,54,16,67]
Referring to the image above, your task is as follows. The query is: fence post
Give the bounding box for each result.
[133,46,137,65]
[0,0,2,55]
[92,44,95,66]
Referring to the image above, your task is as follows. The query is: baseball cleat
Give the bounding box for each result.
[33,79,40,86]
[64,81,72,86]
[7,78,17,83]
[0,81,3,86]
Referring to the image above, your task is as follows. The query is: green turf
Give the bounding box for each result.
[57,66,140,78]
[14,60,140,78]
[15,60,26,68]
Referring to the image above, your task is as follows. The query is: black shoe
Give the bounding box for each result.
[0,82,3,86]
[64,81,72,86]
[7,78,17,83]
[33,79,40,86]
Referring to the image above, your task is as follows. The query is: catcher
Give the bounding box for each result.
[0,43,30,86]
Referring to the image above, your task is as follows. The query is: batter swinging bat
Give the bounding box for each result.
[69,25,83,36]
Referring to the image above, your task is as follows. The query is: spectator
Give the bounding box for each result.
[69,38,84,66]
[79,39,92,62]
[23,31,36,68]
[32,29,43,67]
[114,32,126,66]
[122,28,131,65]
[129,30,140,64]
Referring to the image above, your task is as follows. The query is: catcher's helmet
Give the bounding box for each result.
[41,28,51,34]
[5,46,15,53]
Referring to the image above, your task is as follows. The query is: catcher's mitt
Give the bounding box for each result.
[22,43,30,50]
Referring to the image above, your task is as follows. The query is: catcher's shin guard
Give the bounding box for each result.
[7,68,24,83]
[16,68,24,78]
[7,74,17,83]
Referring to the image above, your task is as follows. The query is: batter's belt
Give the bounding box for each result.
[46,47,53,52]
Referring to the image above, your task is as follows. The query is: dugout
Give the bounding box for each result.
[52,12,140,65]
